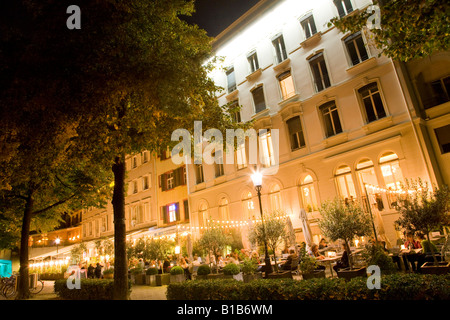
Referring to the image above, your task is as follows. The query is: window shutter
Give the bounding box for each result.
[175,202,180,221]
[173,169,180,188]
[161,206,168,224]
[183,199,189,220]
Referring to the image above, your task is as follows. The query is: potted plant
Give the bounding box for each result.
[395,179,450,274]
[196,264,211,280]
[169,266,185,283]
[198,222,229,274]
[241,258,261,282]
[222,263,240,280]
[146,238,173,285]
[130,266,145,285]
[145,267,158,286]
[297,243,325,280]
[103,268,114,279]
[318,198,372,280]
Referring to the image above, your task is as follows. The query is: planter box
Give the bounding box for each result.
[243,273,262,283]
[337,267,367,281]
[103,273,114,279]
[207,273,225,280]
[170,274,185,283]
[420,261,450,275]
[267,271,293,279]
[132,274,146,285]
[156,273,170,286]
[145,275,157,286]
[302,270,325,280]
[195,274,209,280]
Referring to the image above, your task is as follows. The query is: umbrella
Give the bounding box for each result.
[286,216,297,253]
[186,233,193,261]
[299,208,313,247]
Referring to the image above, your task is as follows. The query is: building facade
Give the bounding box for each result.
[186,0,448,248]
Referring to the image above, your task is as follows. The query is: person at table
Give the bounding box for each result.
[402,232,422,272]
[333,243,349,272]
[179,257,191,280]
[228,251,240,264]
[416,232,441,269]
[281,249,299,271]
[308,243,325,260]
[319,238,328,250]
[87,263,95,279]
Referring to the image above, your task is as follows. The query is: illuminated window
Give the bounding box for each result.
[198,203,208,228]
[300,175,318,212]
[335,165,357,200]
[379,152,404,208]
[219,198,230,221]
[269,184,282,211]
[168,204,177,223]
[278,70,295,100]
[236,141,247,170]
[242,191,255,220]
[259,130,275,167]
[356,158,384,212]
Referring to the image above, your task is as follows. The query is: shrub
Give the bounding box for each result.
[241,259,258,275]
[362,244,397,274]
[170,266,185,275]
[146,267,158,275]
[130,267,143,275]
[197,264,211,276]
[102,269,114,275]
[223,263,240,275]
[166,273,450,300]
[54,279,115,300]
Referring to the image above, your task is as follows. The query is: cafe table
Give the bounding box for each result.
[317,255,341,278]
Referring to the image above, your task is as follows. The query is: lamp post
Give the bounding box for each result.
[55,237,61,259]
[251,172,272,277]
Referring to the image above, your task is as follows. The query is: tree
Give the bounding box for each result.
[328,0,450,62]
[198,223,229,272]
[318,199,372,269]
[248,210,287,272]
[146,238,174,273]
[395,179,450,265]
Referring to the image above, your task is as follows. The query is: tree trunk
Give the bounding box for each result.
[112,154,128,300]
[344,240,353,270]
[426,232,439,266]
[16,190,34,300]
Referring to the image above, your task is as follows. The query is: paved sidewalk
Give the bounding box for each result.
[1,281,168,300]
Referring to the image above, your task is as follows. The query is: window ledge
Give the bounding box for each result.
[321,132,349,148]
[214,175,227,185]
[273,58,291,72]
[300,32,322,48]
[251,108,270,120]
[246,68,262,82]
[362,116,394,134]
[278,93,301,108]
[225,89,239,101]
[425,101,450,120]
[345,56,377,75]
[194,182,206,192]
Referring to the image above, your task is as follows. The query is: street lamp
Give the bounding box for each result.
[251,172,272,277]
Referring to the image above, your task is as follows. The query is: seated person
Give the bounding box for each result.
[402,232,422,272]
[319,238,328,250]
[281,249,298,271]
[308,243,326,270]
[333,244,349,272]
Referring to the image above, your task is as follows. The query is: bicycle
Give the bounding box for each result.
[1,273,45,298]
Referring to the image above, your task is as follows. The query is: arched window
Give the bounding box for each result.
[300,175,318,212]
[218,198,230,221]
[356,158,383,212]
[379,152,404,208]
[335,165,357,201]
[198,203,208,228]
[242,191,255,220]
[269,184,282,211]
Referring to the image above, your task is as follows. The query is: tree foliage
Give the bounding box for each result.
[329,0,450,62]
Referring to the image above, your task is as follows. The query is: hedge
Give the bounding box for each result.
[54,279,131,300]
[166,273,450,300]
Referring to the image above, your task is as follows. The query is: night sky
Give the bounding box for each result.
[185,0,260,37]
